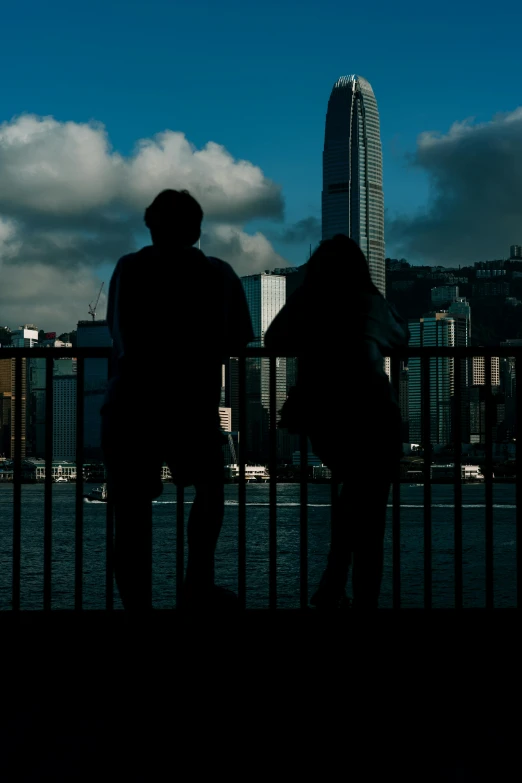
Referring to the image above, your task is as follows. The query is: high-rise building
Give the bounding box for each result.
[510,245,522,259]
[431,286,459,306]
[11,325,38,348]
[447,298,471,345]
[219,407,232,433]
[472,356,500,387]
[500,341,522,441]
[26,347,75,459]
[224,357,240,433]
[322,74,385,295]
[76,320,112,460]
[27,356,46,458]
[53,375,77,461]
[0,358,27,458]
[240,273,287,462]
[447,298,471,442]
[7,328,40,457]
[399,363,409,443]
[0,389,11,458]
[408,314,455,445]
[8,327,38,457]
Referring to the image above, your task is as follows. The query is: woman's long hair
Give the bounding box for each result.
[304,234,380,297]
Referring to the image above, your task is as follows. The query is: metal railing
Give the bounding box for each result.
[1,345,522,610]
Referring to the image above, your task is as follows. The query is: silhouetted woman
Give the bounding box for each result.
[265,235,409,608]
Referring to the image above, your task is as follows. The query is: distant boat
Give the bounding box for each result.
[84,484,107,502]
[54,476,69,483]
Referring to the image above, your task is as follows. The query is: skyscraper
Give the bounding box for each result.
[240,273,287,463]
[472,356,500,387]
[11,325,39,348]
[0,358,27,458]
[408,314,455,446]
[7,327,39,458]
[322,75,385,295]
[76,320,112,460]
[53,375,77,461]
[27,356,46,458]
[447,297,471,443]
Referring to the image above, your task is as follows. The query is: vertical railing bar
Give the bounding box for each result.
[75,356,84,611]
[453,355,463,610]
[105,498,114,610]
[12,356,22,612]
[238,354,247,609]
[44,356,54,611]
[298,356,308,610]
[391,355,401,610]
[422,355,432,609]
[484,355,494,609]
[516,352,522,609]
[330,476,339,599]
[176,481,184,603]
[330,479,338,539]
[104,355,114,610]
[268,354,277,610]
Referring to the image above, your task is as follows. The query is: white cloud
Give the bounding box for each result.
[125,134,282,222]
[0,113,289,330]
[202,224,289,277]
[0,114,283,222]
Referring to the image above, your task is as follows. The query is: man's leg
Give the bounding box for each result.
[102,405,158,612]
[184,477,225,597]
[113,496,153,612]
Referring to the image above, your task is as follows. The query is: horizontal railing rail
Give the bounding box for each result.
[3,345,522,359]
[1,345,521,610]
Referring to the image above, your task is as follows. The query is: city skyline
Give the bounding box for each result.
[3,247,522,337]
[1,1,522,331]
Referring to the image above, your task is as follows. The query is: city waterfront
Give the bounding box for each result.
[0,482,517,610]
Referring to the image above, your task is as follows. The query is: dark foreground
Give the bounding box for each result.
[2,611,521,781]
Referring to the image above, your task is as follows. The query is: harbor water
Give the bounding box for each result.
[0,482,518,609]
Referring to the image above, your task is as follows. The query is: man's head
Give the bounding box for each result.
[144,189,204,247]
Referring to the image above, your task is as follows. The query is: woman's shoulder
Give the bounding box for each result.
[265,286,309,349]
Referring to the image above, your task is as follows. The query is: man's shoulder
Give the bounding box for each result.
[205,255,238,279]
[113,248,147,271]
[204,255,245,295]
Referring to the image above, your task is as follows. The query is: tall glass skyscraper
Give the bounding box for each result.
[408,314,455,446]
[322,74,385,296]
[76,320,112,460]
[240,273,287,463]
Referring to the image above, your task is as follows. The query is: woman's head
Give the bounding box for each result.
[304,234,378,295]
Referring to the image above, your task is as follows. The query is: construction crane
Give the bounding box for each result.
[88,282,104,321]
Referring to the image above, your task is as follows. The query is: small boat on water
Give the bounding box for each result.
[84,484,107,502]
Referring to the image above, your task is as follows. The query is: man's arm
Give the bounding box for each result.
[107,256,133,362]
[106,262,120,340]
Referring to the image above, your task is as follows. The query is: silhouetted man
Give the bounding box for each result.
[101,189,254,610]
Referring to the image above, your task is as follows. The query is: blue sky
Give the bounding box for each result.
[1,0,522,329]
